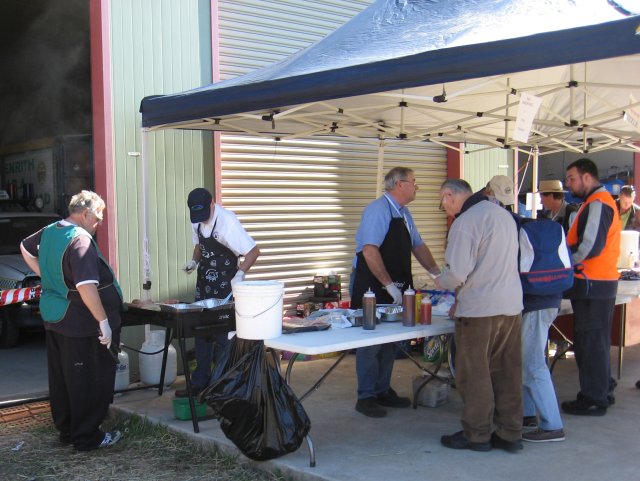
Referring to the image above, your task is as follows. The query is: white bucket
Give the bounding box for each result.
[232,280,284,340]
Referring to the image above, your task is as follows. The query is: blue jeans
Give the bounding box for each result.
[521,308,563,430]
[355,343,397,399]
[191,334,230,388]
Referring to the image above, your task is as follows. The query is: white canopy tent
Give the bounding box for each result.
[137,0,640,289]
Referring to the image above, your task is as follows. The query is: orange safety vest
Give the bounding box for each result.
[566,189,621,281]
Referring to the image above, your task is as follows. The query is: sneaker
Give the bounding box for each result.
[561,398,607,416]
[99,431,122,448]
[440,431,491,452]
[377,387,411,408]
[490,432,523,453]
[355,398,387,418]
[522,416,538,433]
[175,385,204,398]
[523,428,565,443]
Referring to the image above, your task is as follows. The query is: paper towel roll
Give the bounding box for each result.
[618,231,639,268]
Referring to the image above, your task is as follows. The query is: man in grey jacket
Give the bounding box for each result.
[435,179,524,453]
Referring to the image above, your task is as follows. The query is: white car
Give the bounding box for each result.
[0,211,60,348]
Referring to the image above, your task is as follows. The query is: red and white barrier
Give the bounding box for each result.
[0,286,42,307]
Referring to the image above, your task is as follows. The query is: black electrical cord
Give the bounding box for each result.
[120,331,175,356]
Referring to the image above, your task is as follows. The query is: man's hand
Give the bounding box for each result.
[183,260,198,274]
[384,283,402,304]
[98,319,112,349]
[231,270,245,286]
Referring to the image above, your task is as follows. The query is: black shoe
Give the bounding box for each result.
[490,432,523,453]
[441,431,491,452]
[355,398,387,418]
[522,416,538,432]
[175,385,204,398]
[561,398,607,416]
[377,387,411,408]
[636,380,640,389]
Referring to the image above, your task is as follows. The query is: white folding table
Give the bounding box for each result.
[264,317,455,466]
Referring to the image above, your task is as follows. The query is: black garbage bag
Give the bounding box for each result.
[200,337,311,461]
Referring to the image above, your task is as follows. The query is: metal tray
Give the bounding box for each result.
[159,303,203,313]
[377,304,403,322]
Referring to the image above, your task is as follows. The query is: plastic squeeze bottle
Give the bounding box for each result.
[419,296,432,325]
[362,288,377,330]
[402,287,416,326]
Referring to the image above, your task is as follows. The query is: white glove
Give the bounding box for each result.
[183,260,198,274]
[384,283,403,305]
[231,270,245,286]
[98,319,112,349]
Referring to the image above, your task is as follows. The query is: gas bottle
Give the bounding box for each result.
[114,346,130,391]
[362,288,377,330]
[419,296,432,325]
[402,287,416,326]
[139,329,177,387]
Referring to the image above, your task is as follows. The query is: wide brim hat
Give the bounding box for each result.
[537,179,566,194]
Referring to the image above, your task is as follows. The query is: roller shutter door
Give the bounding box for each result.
[217,1,447,309]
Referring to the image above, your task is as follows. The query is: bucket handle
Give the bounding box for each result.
[235,292,284,319]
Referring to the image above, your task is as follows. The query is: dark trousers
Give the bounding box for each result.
[46,329,119,450]
[571,297,615,406]
[454,314,522,443]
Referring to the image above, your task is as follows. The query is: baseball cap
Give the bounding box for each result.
[187,188,213,223]
[537,179,566,194]
[488,175,515,206]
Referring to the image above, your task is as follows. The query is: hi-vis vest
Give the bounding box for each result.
[566,190,621,281]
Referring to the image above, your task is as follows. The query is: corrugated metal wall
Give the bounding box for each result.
[463,144,513,192]
[110,0,213,303]
[220,136,447,308]
[217,0,448,309]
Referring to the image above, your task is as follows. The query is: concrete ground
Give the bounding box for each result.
[112,344,640,481]
[0,331,48,403]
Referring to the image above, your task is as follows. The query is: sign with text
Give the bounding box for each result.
[513,92,542,143]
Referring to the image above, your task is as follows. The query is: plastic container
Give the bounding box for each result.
[139,329,177,387]
[362,289,376,330]
[172,398,207,420]
[415,291,423,320]
[402,287,416,326]
[232,280,284,340]
[419,297,432,325]
[114,346,130,391]
[618,231,639,268]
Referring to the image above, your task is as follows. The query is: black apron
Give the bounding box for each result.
[351,201,413,308]
[195,222,239,301]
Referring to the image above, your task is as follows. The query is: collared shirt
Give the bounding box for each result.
[191,204,256,257]
[352,193,423,267]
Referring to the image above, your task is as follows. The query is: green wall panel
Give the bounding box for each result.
[110,0,212,304]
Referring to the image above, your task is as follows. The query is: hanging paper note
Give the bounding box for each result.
[513,92,542,143]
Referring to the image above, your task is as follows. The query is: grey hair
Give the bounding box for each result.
[68,190,105,215]
[384,167,414,191]
[440,178,473,194]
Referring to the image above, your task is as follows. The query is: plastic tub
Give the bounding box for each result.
[172,398,207,420]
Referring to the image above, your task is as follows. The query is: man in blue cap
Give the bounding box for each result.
[175,188,260,397]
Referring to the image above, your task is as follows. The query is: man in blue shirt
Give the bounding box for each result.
[350,167,441,417]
